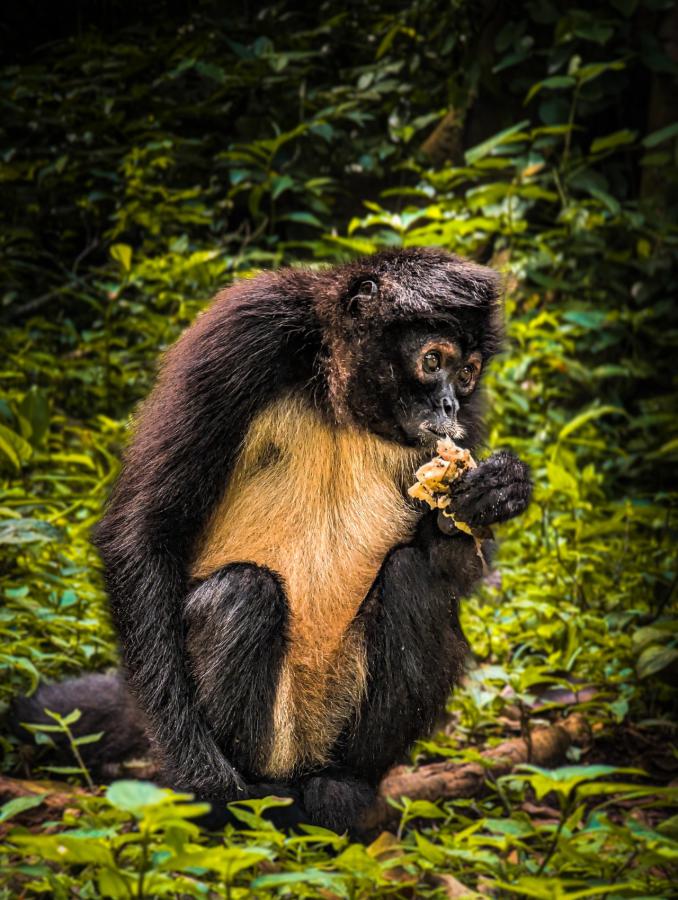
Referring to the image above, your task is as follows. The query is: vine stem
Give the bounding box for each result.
[536,797,571,875]
[137,829,150,900]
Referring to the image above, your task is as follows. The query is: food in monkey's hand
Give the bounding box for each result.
[408,437,476,511]
[408,437,490,571]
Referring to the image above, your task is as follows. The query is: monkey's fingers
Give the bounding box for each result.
[450,478,531,527]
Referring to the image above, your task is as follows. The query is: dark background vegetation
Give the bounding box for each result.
[1,1,677,896]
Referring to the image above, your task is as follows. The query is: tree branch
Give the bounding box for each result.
[361,714,589,831]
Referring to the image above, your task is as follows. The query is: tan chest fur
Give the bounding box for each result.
[191,395,422,775]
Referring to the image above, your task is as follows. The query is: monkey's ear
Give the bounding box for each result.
[345,278,379,319]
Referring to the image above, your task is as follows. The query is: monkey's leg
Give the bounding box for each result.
[184,563,290,778]
[183,563,310,828]
[339,514,485,782]
[301,768,377,836]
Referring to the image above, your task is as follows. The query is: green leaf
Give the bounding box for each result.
[110,243,133,272]
[0,794,45,823]
[658,814,678,837]
[576,59,625,84]
[636,645,678,679]
[401,799,446,820]
[98,869,132,899]
[562,309,608,329]
[46,707,82,726]
[271,174,295,199]
[282,210,324,228]
[0,517,61,545]
[588,185,621,215]
[18,386,50,448]
[465,120,530,164]
[590,130,637,153]
[251,869,345,891]
[652,437,678,457]
[546,461,578,496]
[0,423,33,470]
[168,845,274,876]
[642,121,678,147]
[73,731,105,746]
[11,833,116,865]
[106,780,169,812]
[524,76,575,105]
[558,406,623,441]
[512,764,626,800]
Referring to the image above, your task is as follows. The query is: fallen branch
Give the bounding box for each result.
[361,714,590,831]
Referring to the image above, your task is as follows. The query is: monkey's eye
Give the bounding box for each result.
[358,279,378,296]
[422,351,442,374]
[458,365,474,386]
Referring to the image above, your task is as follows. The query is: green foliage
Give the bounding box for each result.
[1,0,677,896]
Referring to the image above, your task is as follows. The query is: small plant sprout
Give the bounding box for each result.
[20,707,102,790]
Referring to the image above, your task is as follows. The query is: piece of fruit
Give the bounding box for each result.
[408,437,489,572]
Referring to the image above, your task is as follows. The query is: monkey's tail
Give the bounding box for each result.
[9,672,150,774]
[9,676,369,834]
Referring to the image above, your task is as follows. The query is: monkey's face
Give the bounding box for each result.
[346,322,485,449]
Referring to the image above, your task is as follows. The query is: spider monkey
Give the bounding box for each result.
[13,248,531,833]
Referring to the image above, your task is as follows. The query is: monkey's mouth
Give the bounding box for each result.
[419,420,466,442]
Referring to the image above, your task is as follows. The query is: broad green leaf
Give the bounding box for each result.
[282,210,324,227]
[400,799,446,820]
[251,869,346,891]
[168,845,274,876]
[97,869,132,899]
[106,779,169,812]
[511,764,629,800]
[10,833,116,865]
[271,174,295,199]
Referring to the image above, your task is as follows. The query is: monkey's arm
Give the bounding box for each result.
[340,453,531,779]
[101,550,247,799]
[341,519,478,779]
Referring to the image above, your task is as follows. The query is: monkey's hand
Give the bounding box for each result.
[446,451,531,528]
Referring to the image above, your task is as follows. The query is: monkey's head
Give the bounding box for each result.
[315,247,503,450]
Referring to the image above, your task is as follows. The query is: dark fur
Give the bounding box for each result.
[184,564,289,780]
[12,249,531,833]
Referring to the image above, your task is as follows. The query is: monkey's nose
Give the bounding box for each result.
[440,395,458,418]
